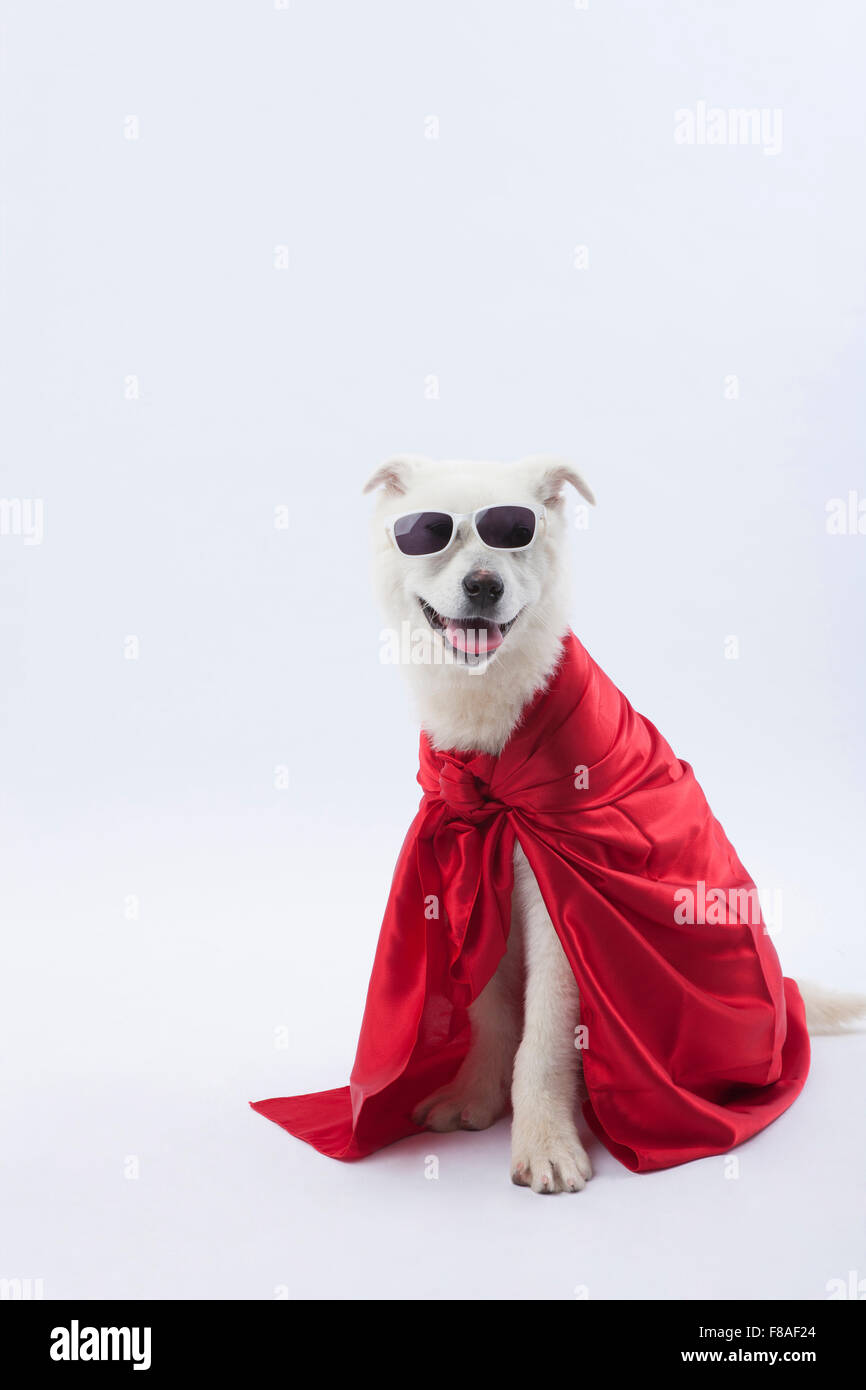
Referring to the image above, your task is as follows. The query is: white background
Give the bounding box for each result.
[1,0,864,1300]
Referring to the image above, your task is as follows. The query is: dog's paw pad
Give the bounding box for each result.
[413,1084,505,1133]
[511,1137,592,1194]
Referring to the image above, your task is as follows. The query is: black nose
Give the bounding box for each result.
[462,569,504,606]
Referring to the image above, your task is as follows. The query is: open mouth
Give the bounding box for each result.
[418,599,520,657]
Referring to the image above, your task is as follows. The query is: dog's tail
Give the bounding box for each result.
[797,979,866,1036]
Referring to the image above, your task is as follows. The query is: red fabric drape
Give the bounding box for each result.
[251,634,808,1172]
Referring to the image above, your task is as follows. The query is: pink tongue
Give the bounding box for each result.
[444,620,503,654]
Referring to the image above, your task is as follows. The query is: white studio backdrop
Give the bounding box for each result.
[1,0,864,1299]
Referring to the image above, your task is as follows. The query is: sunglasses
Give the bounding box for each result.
[386,504,545,558]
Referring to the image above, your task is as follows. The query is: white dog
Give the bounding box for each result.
[364,453,865,1193]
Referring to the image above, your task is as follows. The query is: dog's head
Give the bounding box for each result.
[364,455,594,673]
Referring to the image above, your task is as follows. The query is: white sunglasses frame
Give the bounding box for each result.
[385,503,546,557]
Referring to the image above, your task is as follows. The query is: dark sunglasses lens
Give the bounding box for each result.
[475,505,536,549]
[393,511,454,556]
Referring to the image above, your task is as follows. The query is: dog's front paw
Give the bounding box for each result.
[412,1078,507,1133]
[511,1124,592,1194]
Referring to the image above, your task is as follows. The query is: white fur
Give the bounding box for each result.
[365,455,866,1193]
[797,980,866,1035]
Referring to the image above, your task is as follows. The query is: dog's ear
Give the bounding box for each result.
[523,456,596,508]
[363,455,427,497]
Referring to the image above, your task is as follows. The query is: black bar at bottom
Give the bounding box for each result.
[1,1298,859,1374]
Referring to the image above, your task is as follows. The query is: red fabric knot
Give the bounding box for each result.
[435,753,501,822]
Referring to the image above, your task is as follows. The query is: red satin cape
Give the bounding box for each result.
[251,633,809,1172]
